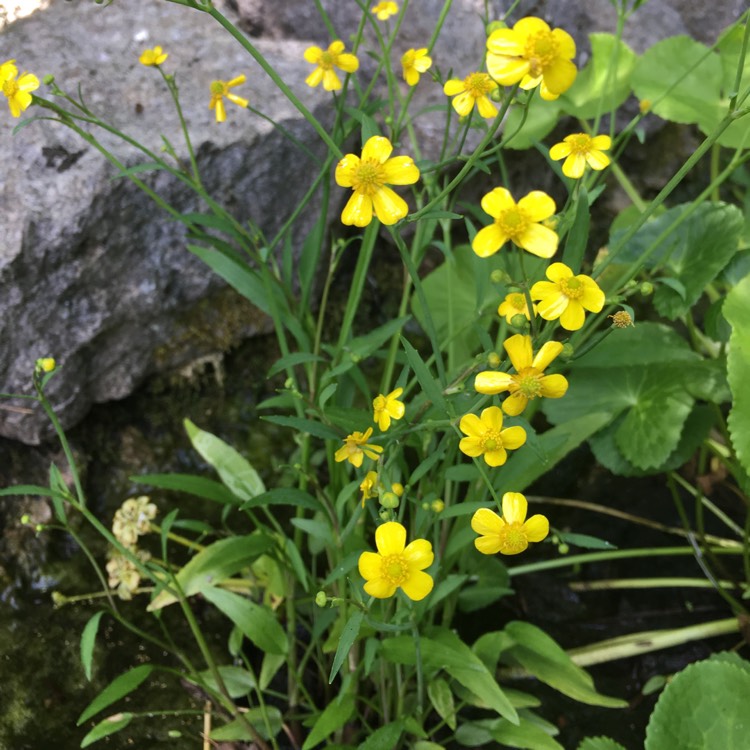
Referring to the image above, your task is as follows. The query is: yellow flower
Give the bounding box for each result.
[358,521,434,600]
[530,262,605,331]
[335,135,419,227]
[474,334,568,416]
[304,41,359,92]
[1,59,39,118]
[335,427,384,467]
[471,492,549,555]
[549,133,611,179]
[360,470,379,507]
[498,292,537,324]
[472,188,558,259]
[401,48,432,86]
[443,72,499,118]
[373,387,405,431]
[486,16,577,101]
[139,46,168,67]
[209,75,249,123]
[458,405,526,467]
[36,357,56,373]
[372,1,398,20]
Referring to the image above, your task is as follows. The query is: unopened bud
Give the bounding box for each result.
[639,99,651,114]
[35,357,56,373]
[431,499,445,513]
[379,509,391,521]
[315,591,328,608]
[487,352,501,368]
[42,74,55,85]
[558,543,570,555]
[510,313,528,329]
[20,514,31,525]
[560,343,574,360]
[640,281,654,296]
[391,482,404,497]
[486,20,507,34]
[490,269,511,284]
[380,491,400,509]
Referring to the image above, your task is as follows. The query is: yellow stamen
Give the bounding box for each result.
[560,276,584,299]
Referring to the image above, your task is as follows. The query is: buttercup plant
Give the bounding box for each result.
[4,1,750,748]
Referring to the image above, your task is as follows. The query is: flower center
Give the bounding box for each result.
[510,293,526,311]
[464,72,493,98]
[373,395,387,411]
[352,160,386,195]
[497,207,529,241]
[320,51,336,70]
[570,134,592,153]
[403,50,416,67]
[381,554,409,585]
[514,369,543,399]
[210,80,227,96]
[524,31,559,77]
[498,523,528,554]
[480,429,503,453]
[3,78,19,98]
[560,276,584,300]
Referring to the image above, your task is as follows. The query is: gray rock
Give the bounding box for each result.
[1,0,332,444]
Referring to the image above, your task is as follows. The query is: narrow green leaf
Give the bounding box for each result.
[147,534,273,610]
[191,665,256,698]
[77,665,154,725]
[80,611,105,682]
[348,316,411,359]
[267,352,326,378]
[201,586,288,655]
[80,713,133,748]
[428,678,457,730]
[209,706,283,741]
[240,487,323,512]
[184,419,265,501]
[562,187,590,274]
[261,414,341,441]
[558,532,616,550]
[301,693,356,750]
[329,610,364,684]
[358,722,404,750]
[48,463,68,522]
[401,337,446,409]
[132,473,238,505]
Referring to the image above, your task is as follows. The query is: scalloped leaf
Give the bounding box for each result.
[645,658,750,749]
[578,738,627,750]
[724,273,750,478]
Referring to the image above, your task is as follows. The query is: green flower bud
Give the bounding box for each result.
[20,514,30,525]
[558,543,570,555]
[431,499,445,513]
[560,343,575,360]
[168,730,183,739]
[315,591,328,608]
[379,508,391,521]
[380,491,400,509]
[487,352,501,368]
[42,74,55,86]
[640,281,654,296]
[490,269,511,284]
[486,20,507,34]
[510,313,528,329]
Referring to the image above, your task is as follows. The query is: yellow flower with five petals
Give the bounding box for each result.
[358,521,434,600]
[458,405,526,467]
[335,427,383,467]
[443,72,498,118]
[471,492,549,555]
[371,1,398,20]
[304,41,359,92]
[373,387,405,431]
[530,262,605,331]
[498,292,537,324]
[486,16,577,101]
[474,334,568,415]
[360,470,379,507]
[401,48,432,86]
[549,133,612,178]
[472,188,558,259]
[1,59,39,118]
[335,135,419,227]
[209,75,249,123]
[139,46,168,67]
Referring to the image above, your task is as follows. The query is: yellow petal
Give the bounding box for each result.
[483,447,508,467]
[580,280,605,312]
[414,54,432,72]
[337,53,360,73]
[524,514,550,542]
[481,187,515,218]
[501,492,528,525]
[322,69,342,91]
[481,405,504,431]
[358,551,383,581]
[305,68,324,88]
[539,373,568,399]
[403,538,434,570]
[450,90,474,117]
[335,153,360,187]
[443,78,465,96]
[518,191,555,222]
[552,28,577,60]
[532,341,563,371]
[459,413,484,438]
[304,46,322,63]
[563,153,586,179]
[500,425,527,450]
[487,54,530,85]
[542,58,577,96]
[476,95,498,119]
[226,93,249,109]
[535,290,569,321]
[474,370,514,394]
[365,577,398,598]
[514,16,551,37]
[472,223,507,258]
[227,75,247,88]
[401,569,433,601]
[486,29,525,57]
[516,223,559,258]
[382,155,419,185]
[475,535,503,555]
[502,392,528,416]
[362,135,393,163]
[214,98,226,123]
[404,67,419,86]
[503,334,533,371]
[559,300,585,330]
[471,507,504,536]
[375,521,406,556]
[546,262,573,283]
[341,192,373,227]
[591,134,612,150]
[459,436,484,457]
[372,186,408,225]
[585,150,611,171]
[329,40,346,55]
[549,142,572,161]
